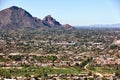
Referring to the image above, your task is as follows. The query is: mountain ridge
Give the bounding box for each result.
[0,6,75,30]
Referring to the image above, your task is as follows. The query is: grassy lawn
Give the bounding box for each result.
[0,66,82,77]
[87,65,120,74]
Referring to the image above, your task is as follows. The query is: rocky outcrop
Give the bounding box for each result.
[42,15,62,28]
[63,24,75,30]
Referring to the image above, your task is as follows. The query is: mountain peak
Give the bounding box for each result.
[0,6,41,29]
[9,6,20,10]
[42,15,61,28]
[43,15,54,22]
[46,15,52,18]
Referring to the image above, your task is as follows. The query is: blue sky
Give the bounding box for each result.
[0,0,120,26]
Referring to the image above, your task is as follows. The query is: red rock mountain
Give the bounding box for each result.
[42,15,62,28]
[0,6,75,29]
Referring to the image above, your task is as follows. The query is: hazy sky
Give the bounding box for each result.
[0,0,120,26]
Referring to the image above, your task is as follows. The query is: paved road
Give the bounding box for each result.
[84,63,103,78]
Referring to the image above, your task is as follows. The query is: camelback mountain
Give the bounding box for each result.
[0,6,75,30]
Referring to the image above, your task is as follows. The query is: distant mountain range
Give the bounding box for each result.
[89,24,120,28]
[76,24,120,28]
[0,6,75,30]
